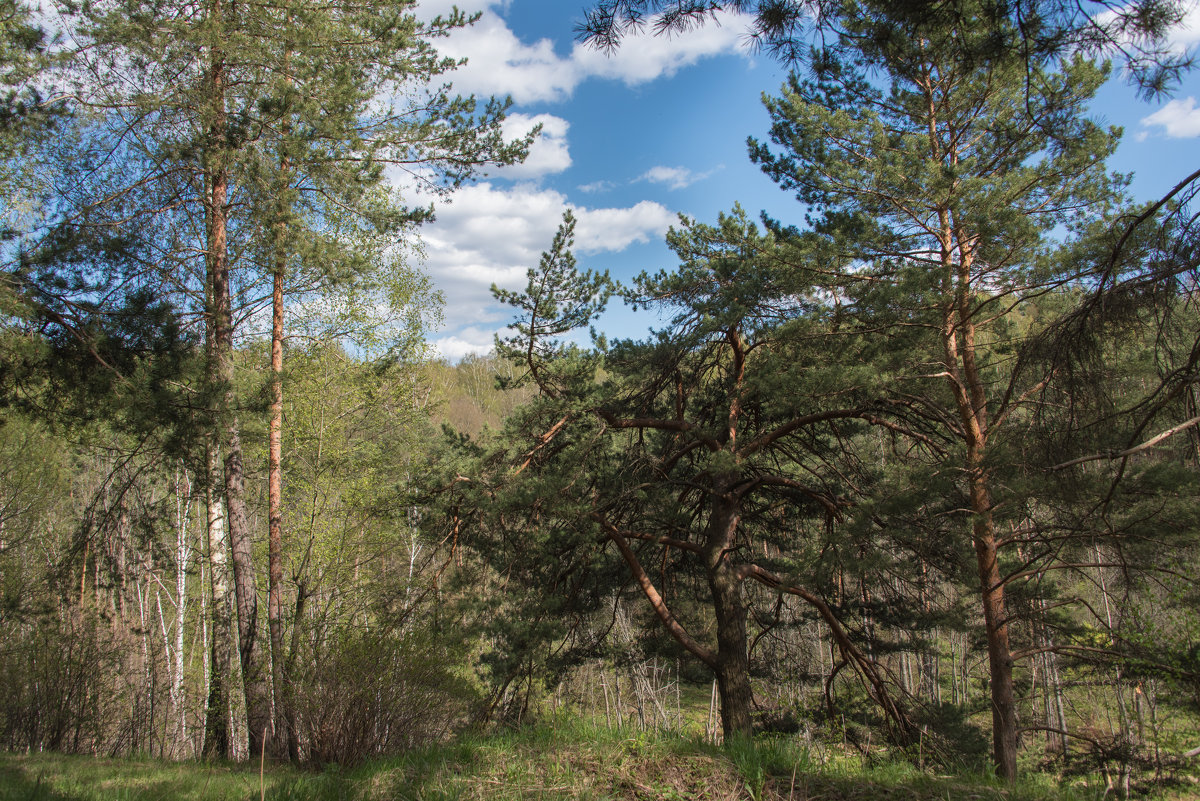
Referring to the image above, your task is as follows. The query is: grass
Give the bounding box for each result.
[2,723,1195,801]
[0,751,295,801]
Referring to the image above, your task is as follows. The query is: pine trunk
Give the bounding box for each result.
[268,254,289,760]
[941,217,1019,781]
[207,11,271,758]
[268,32,294,762]
[705,488,753,739]
[224,412,270,758]
[971,478,1018,782]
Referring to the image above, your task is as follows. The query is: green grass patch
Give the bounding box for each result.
[0,752,295,801]
[4,727,1194,800]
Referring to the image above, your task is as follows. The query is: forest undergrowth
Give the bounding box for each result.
[3,718,1197,801]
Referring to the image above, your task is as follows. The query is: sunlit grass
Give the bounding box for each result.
[0,751,289,801]
[3,722,1194,800]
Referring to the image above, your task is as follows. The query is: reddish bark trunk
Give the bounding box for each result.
[971,467,1019,781]
[268,237,289,760]
[207,15,271,758]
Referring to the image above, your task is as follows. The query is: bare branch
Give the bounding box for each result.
[591,512,717,669]
[737,562,915,740]
[1051,414,1200,470]
[513,414,573,476]
[594,409,722,451]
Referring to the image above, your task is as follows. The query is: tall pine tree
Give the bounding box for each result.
[749,3,1122,779]
[50,0,528,759]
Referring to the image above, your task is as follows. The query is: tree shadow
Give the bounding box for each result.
[0,763,86,801]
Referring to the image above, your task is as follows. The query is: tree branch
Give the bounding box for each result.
[742,475,842,519]
[514,414,573,476]
[740,409,866,458]
[591,512,717,669]
[736,562,915,741]
[594,409,722,451]
[592,515,702,554]
[1051,414,1200,470]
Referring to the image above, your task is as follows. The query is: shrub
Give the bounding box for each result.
[293,626,478,765]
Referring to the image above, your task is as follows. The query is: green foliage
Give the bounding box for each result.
[0,0,1197,782]
[0,0,59,172]
[423,353,536,435]
[293,625,478,766]
[493,210,613,397]
[578,0,1195,95]
[444,194,932,740]
[0,726,1151,800]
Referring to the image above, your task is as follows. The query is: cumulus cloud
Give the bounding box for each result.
[574,202,677,251]
[417,183,675,352]
[1166,2,1200,53]
[431,5,751,104]
[1140,96,1200,138]
[435,11,578,104]
[490,113,572,179]
[431,331,498,361]
[569,19,750,85]
[1092,2,1200,55]
[638,164,720,190]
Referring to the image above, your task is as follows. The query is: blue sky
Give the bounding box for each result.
[413,0,1200,360]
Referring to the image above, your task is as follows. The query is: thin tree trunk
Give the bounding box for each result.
[200,536,210,753]
[136,570,154,756]
[224,415,269,759]
[267,25,294,763]
[267,213,287,760]
[206,7,270,757]
[282,582,306,762]
[918,562,938,703]
[1052,654,1068,754]
[202,444,234,759]
[171,468,193,757]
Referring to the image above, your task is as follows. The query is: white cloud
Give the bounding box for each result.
[1093,2,1200,54]
[574,202,677,251]
[578,179,617,193]
[490,113,572,179]
[638,164,720,189]
[1140,96,1200,137]
[432,6,752,104]
[569,18,750,85]
[1166,2,1200,53]
[435,11,578,104]
[432,332,497,361]
[416,182,675,347]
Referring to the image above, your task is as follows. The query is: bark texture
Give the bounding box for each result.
[207,13,271,758]
[704,484,753,739]
[268,243,288,760]
[202,446,233,759]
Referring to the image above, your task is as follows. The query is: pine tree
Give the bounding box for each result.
[472,210,926,740]
[748,4,1122,779]
[578,0,1193,94]
[48,0,528,759]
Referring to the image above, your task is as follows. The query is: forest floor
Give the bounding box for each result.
[2,722,1197,801]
